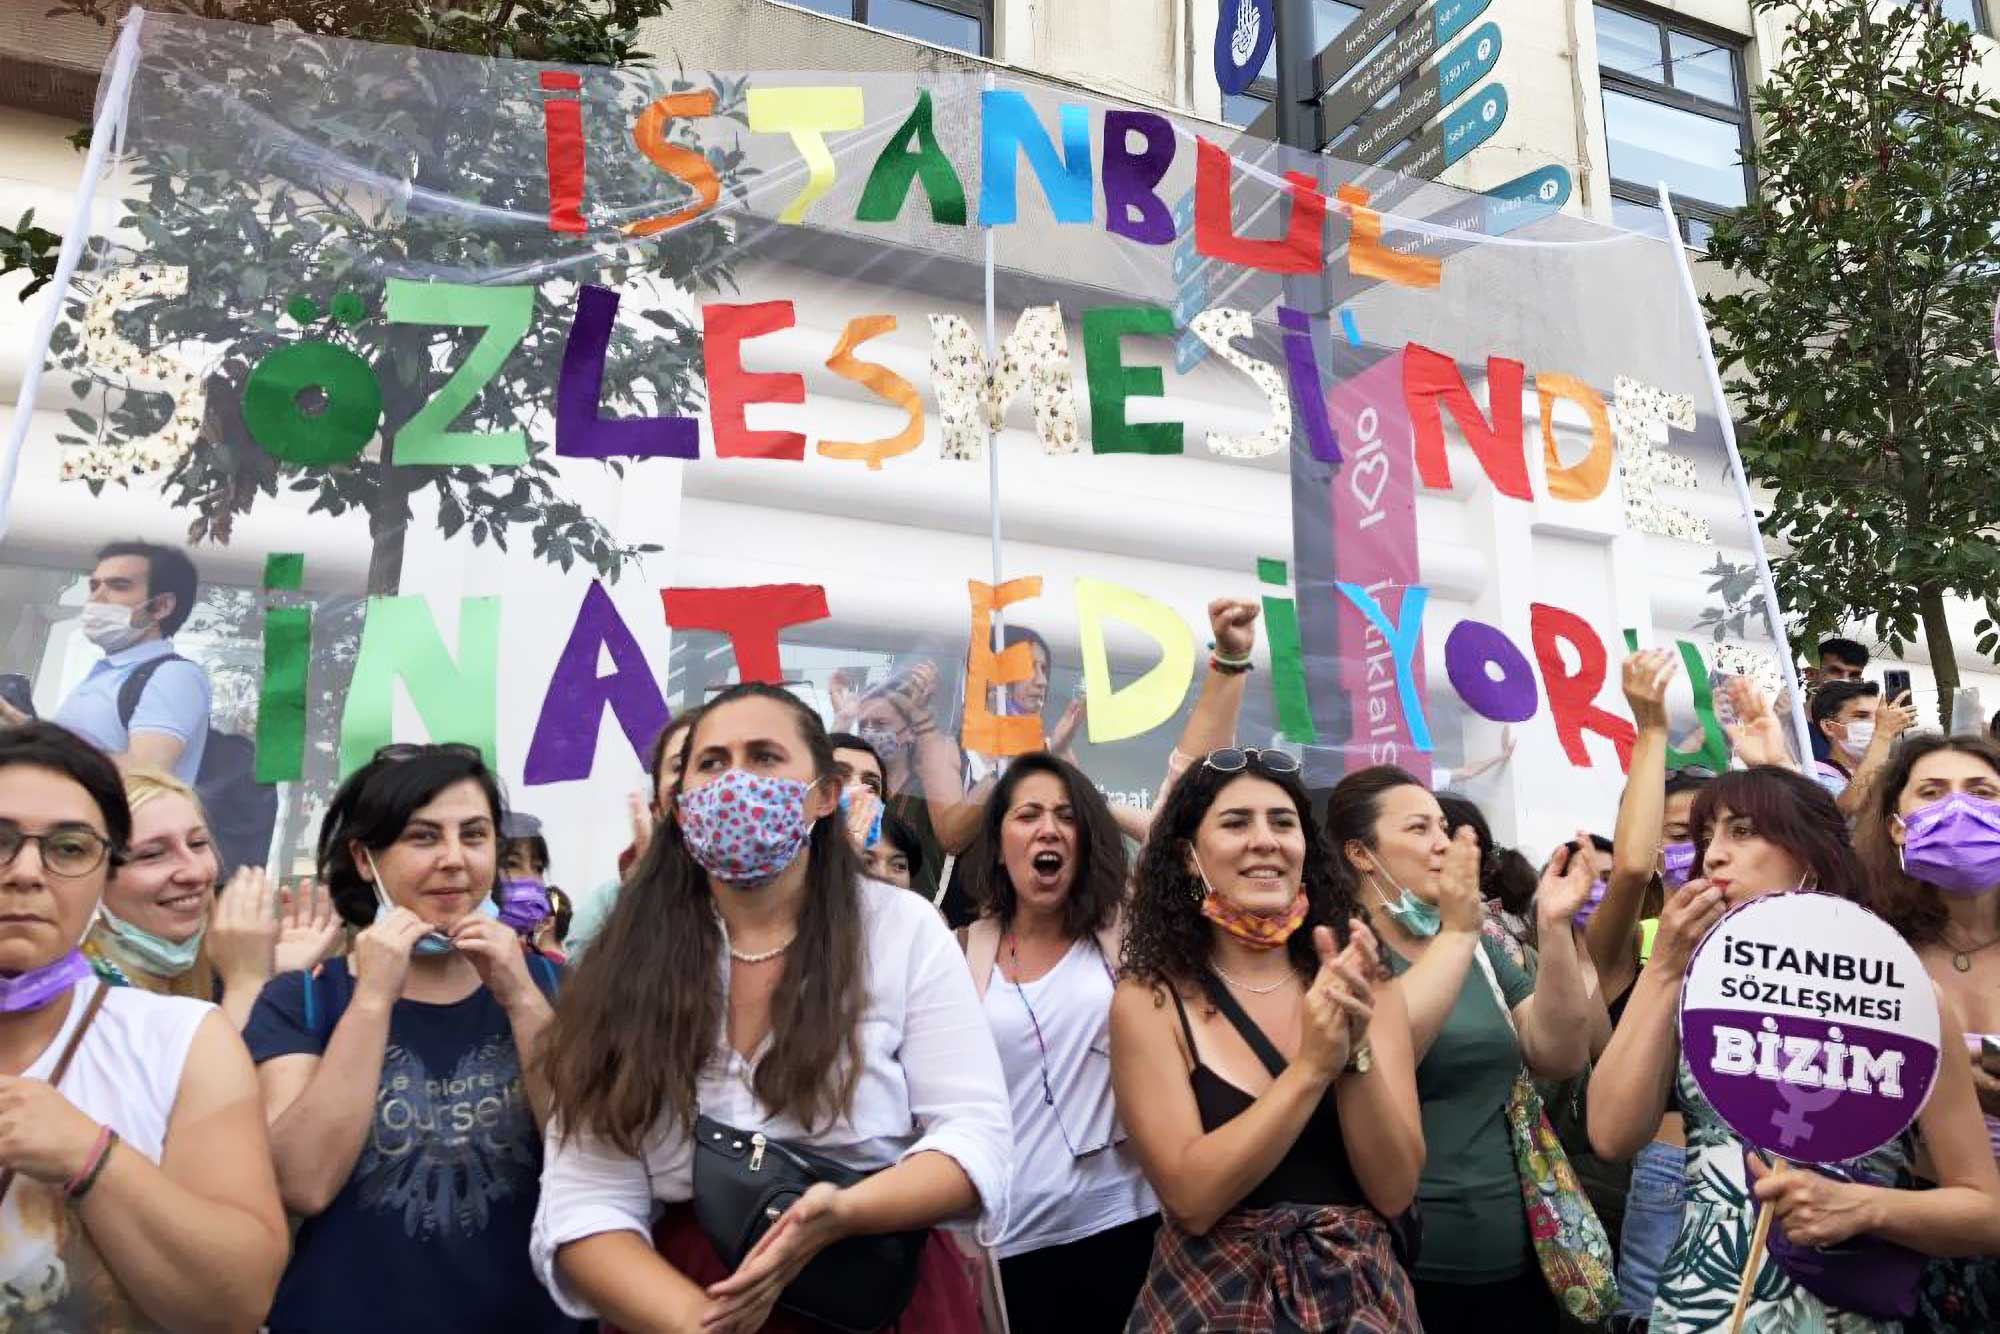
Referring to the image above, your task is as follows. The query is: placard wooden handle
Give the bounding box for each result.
[1726,1158,1784,1334]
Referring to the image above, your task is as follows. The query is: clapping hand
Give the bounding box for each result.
[1436,826,1485,934]
[275,879,344,975]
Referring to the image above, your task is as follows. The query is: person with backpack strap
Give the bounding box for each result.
[953,753,1160,1333]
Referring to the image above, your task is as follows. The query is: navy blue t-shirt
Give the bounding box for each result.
[243,957,581,1334]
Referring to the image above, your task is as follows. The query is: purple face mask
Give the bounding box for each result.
[1900,793,2000,897]
[495,877,552,933]
[0,948,92,1013]
[1661,841,1698,891]
[1572,877,1610,930]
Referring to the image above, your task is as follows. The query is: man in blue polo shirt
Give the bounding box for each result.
[0,541,210,784]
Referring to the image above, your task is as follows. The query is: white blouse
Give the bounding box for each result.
[531,877,1013,1319]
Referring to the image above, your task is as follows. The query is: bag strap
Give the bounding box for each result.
[1470,937,1519,1036]
[115,653,186,729]
[963,917,1002,999]
[1196,973,1288,1079]
[0,980,111,1209]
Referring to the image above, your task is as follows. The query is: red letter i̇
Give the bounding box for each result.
[541,70,586,234]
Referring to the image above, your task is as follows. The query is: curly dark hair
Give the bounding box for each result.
[1123,755,1363,990]
[958,753,1126,937]
[1855,734,2000,947]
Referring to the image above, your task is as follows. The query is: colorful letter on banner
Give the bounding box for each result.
[1192,139,1326,274]
[979,91,1094,225]
[927,306,1081,461]
[337,595,499,779]
[1611,376,1709,542]
[1279,307,1340,464]
[1402,342,1532,501]
[855,89,967,226]
[1258,558,1316,744]
[702,301,807,461]
[526,583,671,785]
[1189,308,1290,458]
[68,267,208,479]
[820,315,924,470]
[1537,372,1613,502]
[964,578,1044,757]
[1327,350,1427,781]
[661,585,830,684]
[1531,602,1635,771]
[540,71,586,234]
[1622,629,1731,773]
[255,553,309,783]
[747,86,865,224]
[1082,305,1182,455]
[1100,110,1175,245]
[1335,582,1433,752]
[629,90,720,237]
[1075,579,1197,744]
[1445,619,1539,722]
[557,285,700,459]
[383,280,535,465]
[1336,184,1441,289]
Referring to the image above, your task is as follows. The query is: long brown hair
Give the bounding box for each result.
[1855,734,2000,946]
[544,683,867,1154]
[958,753,1126,937]
[1689,766,1864,899]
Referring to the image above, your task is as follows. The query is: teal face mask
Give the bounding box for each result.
[364,849,498,955]
[98,904,206,977]
[1367,855,1441,938]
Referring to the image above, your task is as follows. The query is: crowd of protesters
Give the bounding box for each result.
[6,595,2000,1334]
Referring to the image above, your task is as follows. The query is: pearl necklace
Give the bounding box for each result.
[729,937,795,965]
[1212,963,1294,994]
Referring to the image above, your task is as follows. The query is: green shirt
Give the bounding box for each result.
[1384,933,1535,1285]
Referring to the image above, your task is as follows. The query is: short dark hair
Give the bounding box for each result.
[0,720,131,857]
[826,732,884,774]
[1001,624,1051,662]
[1665,769,1713,801]
[318,744,508,927]
[960,753,1125,937]
[503,835,551,876]
[879,810,925,883]
[1819,638,1869,671]
[647,711,697,800]
[1689,766,1864,900]
[95,541,198,637]
[1811,679,1879,730]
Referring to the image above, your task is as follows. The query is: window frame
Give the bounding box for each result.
[1595,1,1754,246]
[784,0,992,56]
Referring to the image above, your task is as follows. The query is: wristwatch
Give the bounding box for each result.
[1344,1041,1372,1076]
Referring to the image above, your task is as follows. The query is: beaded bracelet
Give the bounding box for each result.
[65,1126,118,1201]
[1209,655,1254,676]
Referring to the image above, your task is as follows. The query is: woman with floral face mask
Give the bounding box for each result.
[1113,750,1423,1332]
[1858,734,2000,1332]
[1591,766,2000,1333]
[85,770,341,1029]
[1331,765,1600,1331]
[534,682,1012,1334]
[242,743,575,1334]
[0,722,286,1330]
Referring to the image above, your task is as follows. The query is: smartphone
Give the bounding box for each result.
[1883,668,1913,703]
[0,674,34,718]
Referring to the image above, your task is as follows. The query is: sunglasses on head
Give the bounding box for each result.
[373,742,484,764]
[1202,747,1302,776]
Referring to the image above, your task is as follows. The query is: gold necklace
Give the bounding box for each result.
[729,936,794,965]
[1944,930,2000,973]
[1211,963,1294,994]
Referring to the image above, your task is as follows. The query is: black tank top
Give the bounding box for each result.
[1170,976,1367,1210]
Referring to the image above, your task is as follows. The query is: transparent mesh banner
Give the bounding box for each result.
[1,11,1796,881]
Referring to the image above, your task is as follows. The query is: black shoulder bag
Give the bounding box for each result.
[691,1114,928,1334]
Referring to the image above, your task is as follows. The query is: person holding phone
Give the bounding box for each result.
[1812,679,1918,818]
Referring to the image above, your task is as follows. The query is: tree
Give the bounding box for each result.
[1704,0,2000,719]
[31,0,747,594]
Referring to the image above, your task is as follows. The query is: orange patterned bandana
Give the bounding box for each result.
[1200,888,1310,950]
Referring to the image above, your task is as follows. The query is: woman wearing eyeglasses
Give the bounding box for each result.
[1113,748,1425,1332]
[83,769,343,1029]
[533,682,1012,1334]
[240,742,578,1334]
[954,753,1159,1331]
[0,721,286,1330]
[1330,764,1600,1332]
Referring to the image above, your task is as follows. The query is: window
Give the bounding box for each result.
[1221,0,1364,133]
[1897,0,1987,34]
[1594,3,1752,249]
[784,0,988,55]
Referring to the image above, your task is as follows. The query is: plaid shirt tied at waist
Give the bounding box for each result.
[1126,1201,1422,1334]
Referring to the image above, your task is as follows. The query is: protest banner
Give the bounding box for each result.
[0,11,1801,877]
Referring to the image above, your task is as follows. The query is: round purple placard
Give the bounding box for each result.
[1679,892,1940,1165]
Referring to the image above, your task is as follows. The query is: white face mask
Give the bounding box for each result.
[1842,720,1876,754]
[78,600,151,653]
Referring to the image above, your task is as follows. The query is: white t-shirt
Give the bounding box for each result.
[532,878,1014,1319]
[985,937,1157,1259]
[0,979,210,1331]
